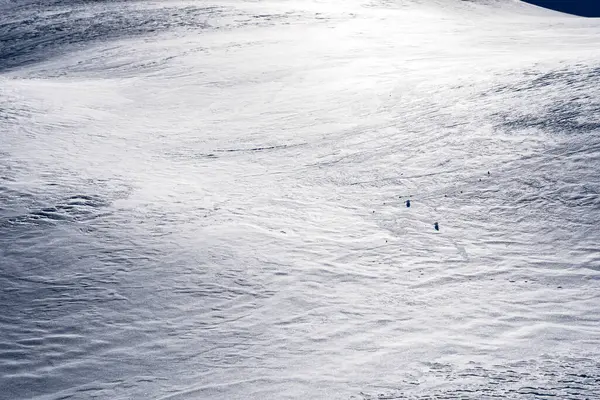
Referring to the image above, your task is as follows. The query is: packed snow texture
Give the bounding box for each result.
[1,0,600,399]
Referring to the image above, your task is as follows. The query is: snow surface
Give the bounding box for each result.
[1,0,600,399]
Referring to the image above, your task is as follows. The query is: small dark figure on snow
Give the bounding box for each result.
[434,222,439,231]
[406,199,411,208]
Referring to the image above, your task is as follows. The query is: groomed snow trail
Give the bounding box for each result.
[1,0,600,399]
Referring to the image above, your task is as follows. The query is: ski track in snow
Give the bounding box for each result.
[1,0,600,399]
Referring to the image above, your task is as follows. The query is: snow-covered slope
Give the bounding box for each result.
[1,1,600,399]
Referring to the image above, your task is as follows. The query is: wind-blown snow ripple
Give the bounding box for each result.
[0,1,313,73]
